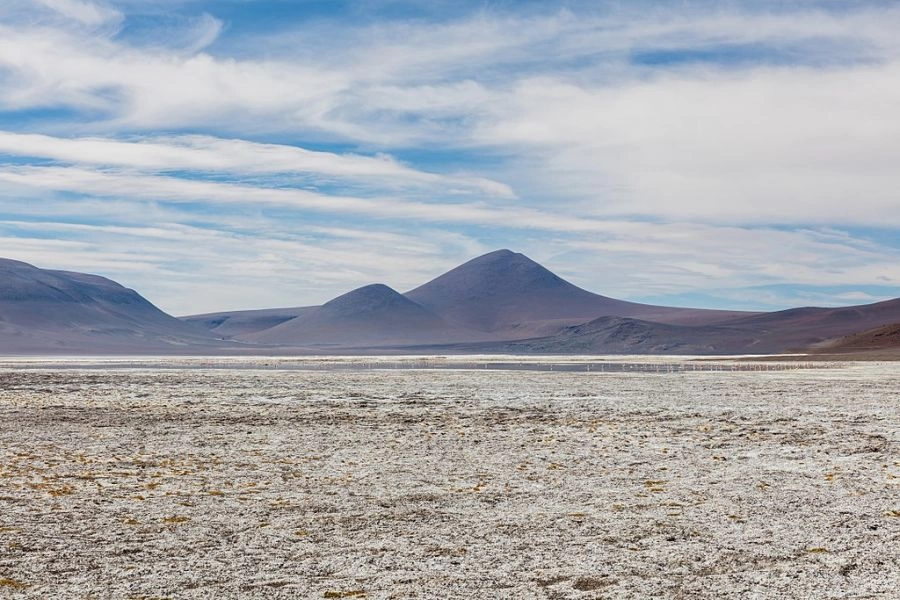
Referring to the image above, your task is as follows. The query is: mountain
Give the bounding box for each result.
[182,306,313,338]
[714,298,900,351]
[245,284,484,347]
[0,258,224,354]
[457,298,900,356]
[186,249,753,346]
[432,316,752,355]
[167,249,900,356]
[809,321,900,359]
[8,251,900,357]
[488,316,756,355]
[404,249,752,338]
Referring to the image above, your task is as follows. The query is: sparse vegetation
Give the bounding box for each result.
[0,578,27,589]
[162,516,190,524]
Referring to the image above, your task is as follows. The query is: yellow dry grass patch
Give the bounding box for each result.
[323,591,366,598]
[644,480,666,493]
[28,482,75,497]
[162,516,190,524]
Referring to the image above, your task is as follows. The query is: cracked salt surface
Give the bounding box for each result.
[0,359,898,599]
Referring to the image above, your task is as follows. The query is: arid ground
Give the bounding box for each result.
[0,358,898,599]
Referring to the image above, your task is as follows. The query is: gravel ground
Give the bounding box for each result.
[0,361,898,599]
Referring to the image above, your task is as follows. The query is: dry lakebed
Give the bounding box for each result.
[0,356,898,599]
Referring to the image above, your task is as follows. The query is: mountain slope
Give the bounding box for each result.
[246,284,484,347]
[809,321,900,357]
[182,306,313,338]
[0,258,224,354]
[436,316,754,355]
[458,298,900,356]
[404,249,752,337]
[715,298,900,351]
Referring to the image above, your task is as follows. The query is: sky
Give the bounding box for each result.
[1,0,899,315]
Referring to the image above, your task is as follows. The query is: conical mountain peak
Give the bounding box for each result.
[248,282,475,346]
[322,283,420,317]
[404,249,614,332]
[406,250,570,300]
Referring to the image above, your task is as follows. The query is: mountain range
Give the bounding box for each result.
[2,250,899,356]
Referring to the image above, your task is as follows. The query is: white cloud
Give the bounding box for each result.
[472,60,900,226]
[0,131,514,197]
[2,3,898,225]
[0,165,583,230]
[30,0,120,26]
[179,12,223,54]
[504,225,900,313]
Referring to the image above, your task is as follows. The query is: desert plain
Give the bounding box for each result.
[0,357,898,599]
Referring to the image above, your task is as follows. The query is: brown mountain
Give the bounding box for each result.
[9,251,900,356]
[809,321,900,358]
[715,298,900,351]
[0,258,224,354]
[458,299,900,356]
[245,284,485,348]
[181,250,900,355]
[404,249,751,338]
[182,306,313,338]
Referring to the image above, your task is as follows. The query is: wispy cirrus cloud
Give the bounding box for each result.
[0,132,514,197]
[29,0,121,26]
[0,164,593,233]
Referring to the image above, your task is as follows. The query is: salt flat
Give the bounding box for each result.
[0,359,898,599]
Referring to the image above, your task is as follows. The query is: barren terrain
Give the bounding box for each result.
[0,358,898,598]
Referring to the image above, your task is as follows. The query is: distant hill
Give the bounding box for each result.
[0,258,225,354]
[714,298,900,351]
[448,299,900,356]
[245,284,487,347]
[404,249,751,337]
[809,321,900,357]
[182,306,313,338]
[467,316,756,355]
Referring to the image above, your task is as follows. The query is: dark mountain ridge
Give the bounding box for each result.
[187,249,754,346]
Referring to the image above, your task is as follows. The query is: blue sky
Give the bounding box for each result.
[1,0,899,314]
